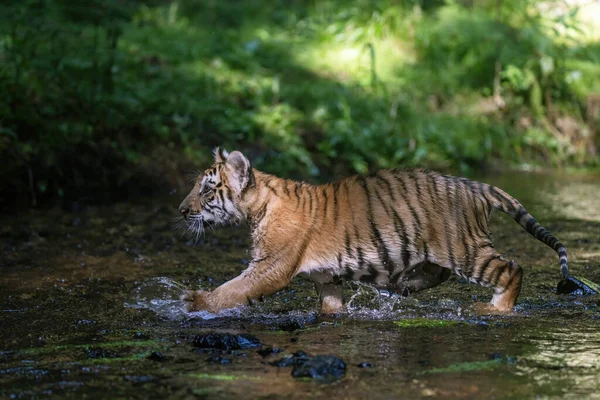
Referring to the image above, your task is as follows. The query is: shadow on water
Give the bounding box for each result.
[1,171,599,399]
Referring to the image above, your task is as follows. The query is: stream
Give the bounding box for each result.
[1,171,599,399]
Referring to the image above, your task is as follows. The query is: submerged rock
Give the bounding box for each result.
[257,347,282,358]
[147,351,166,362]
[271,351,346,382]
[269,351,309,367]
[291,355,346,382]
[192,333,262,350]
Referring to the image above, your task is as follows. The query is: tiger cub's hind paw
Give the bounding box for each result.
[472,302,517,316]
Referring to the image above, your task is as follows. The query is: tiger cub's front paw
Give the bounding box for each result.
[181,290,215,312]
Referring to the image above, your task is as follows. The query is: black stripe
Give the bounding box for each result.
[370,181,410,272]
[345,231,353,259]
[322,186,329,219]
[282,181,290,197]
[488,185,510,211]
[441,176,457,270]
[332,181,340,225]
[307,186,314,216]
[357,247,365,269]
[430,173,441,198]
[525,218,537,233]
[359,176,392,273]
[395,173,422,228]
[371,186,398,274]
[393,172,422,264]
[461,189,480,270]
[251,202,268,229]
[265,179,278,196]
[392,208,411,268]
[293,183,301,210]
[475,255,498,284]
[515,207,527,223]
[473,197,488,234]
[375,173,397,203]
[490,262,508,287]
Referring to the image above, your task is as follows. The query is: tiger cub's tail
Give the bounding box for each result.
[480,184,569,280]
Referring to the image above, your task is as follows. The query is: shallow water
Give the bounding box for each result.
[1,171,599,399]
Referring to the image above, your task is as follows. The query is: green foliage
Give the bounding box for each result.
[0,0,597,207]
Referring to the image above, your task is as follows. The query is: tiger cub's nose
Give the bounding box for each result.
[179,206,190,219]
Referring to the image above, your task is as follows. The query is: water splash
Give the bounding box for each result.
[124,277,194,320]
[126,278,471,323]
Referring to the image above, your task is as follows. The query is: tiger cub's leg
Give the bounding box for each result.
[314,283,344,314]
[395,262,452,296]
[468,253,524,312]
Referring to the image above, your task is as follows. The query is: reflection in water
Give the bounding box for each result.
[518,326,600,398]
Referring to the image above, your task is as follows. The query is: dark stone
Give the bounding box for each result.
[147,351,166,362]
[357,362,374,368]
[270,351,310,367]
[192,333,262,350]
[270,351,346,382]
[257,347,282,357]
[278,320,305,332]
[86,348,119,359]
[291,355,346,382]
[290,337,298,343]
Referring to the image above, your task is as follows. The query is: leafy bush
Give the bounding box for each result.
[0,0,597,209]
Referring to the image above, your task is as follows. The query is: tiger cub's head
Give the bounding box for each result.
[177,148,253,239]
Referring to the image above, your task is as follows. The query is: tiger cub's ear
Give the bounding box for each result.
[224,151,253,192]
[213,147,230,163]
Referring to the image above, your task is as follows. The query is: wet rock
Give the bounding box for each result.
[278,320,305,332]
[206,355,232,364]
[270,351,346,382]
[291,355,346,382]
[86,348,119,359]
[257,347,282,358]
[357,362,374,368]
[269,351,309,367]
[192,333,261,350]
[147,351,166,362]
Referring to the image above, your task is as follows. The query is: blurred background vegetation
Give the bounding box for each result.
[1,0,599,209]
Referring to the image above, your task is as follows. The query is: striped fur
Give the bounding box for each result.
[178,149,568,313]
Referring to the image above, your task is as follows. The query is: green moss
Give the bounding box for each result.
[188,373,263,381]
[393,319,461,328]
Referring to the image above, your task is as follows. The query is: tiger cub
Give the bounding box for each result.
[178,148,569,314]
